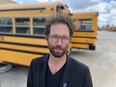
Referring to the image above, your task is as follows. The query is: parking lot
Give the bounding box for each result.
[0,31,116,87]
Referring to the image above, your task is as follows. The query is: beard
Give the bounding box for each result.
[48,44,69,58]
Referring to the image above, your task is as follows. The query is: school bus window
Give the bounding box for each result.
[0,17,12,34]
[15,17,30,35]
[78,19,92,31]
[33,17,46,36]
[33,17,46,26]
[33,26,46,36]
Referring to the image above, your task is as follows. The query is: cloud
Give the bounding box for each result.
[109,9,116,26]
[86,2,111,13]
[13,0,23,3]
[110,0,116,12]
[98,13,109,26]
[36,0,49,2]
[81,0,116,27]
[15,0,39,3]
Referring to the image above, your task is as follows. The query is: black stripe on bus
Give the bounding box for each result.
[72,36,96,39]
[0,34,45,39]
[0,47,49,55]
[0,8,46,12]
[74,30,95,32]
[72,46,95,50]
[0,41,48,48]
[71,43,95,50]
[71,42,93,44]
[72,47,88,49]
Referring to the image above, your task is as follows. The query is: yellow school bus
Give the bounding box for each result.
[0,2,70,66]
[71,12,98,50]
[0,2,98,66]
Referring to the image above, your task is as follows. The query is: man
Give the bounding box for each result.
[27,14,93,87]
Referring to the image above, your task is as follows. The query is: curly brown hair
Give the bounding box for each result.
[45,13,75,37]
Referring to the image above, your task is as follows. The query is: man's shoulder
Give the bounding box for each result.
[30,55,48,66]
[68,56,89,71]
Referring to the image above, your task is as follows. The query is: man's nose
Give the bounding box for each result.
[56,38,62,45]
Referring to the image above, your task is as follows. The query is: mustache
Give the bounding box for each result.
[53,46,62,49]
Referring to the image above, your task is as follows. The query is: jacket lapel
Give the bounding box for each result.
[59,57,74,87]
[38,55,48,87]
[37,55,74,87]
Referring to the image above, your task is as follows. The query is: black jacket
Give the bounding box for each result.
[27,55,93,87]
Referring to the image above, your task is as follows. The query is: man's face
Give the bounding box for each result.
[47,24,71,58]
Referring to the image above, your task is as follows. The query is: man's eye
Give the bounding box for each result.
[62,36,68,40]
[53,35,59,39]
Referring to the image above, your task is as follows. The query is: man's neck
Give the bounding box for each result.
[49,54,66,64]
[48,54,67,74]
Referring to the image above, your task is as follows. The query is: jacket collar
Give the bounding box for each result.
[38,55,49,87]
[59,56,74,87]
[38,55,74,87]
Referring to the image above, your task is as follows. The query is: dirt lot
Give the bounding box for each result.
[0,31,116,87]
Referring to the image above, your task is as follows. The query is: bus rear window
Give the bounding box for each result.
[78,19,92,31]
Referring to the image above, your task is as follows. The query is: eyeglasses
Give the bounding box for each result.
[48,34,71,43]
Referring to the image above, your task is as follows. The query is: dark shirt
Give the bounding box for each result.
[46,64,66,87]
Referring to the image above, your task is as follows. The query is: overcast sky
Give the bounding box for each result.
[14,0,116,27]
